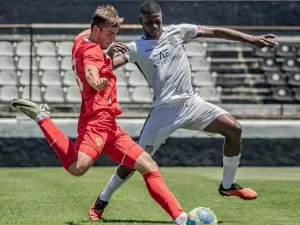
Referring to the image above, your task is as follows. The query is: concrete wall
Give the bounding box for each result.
[1,137,300,167]
[1,118,300,167]
[1,0,299,26]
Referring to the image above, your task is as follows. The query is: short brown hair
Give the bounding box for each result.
[91,5,120,29]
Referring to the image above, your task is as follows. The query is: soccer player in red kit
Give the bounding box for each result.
[10,5,191,225]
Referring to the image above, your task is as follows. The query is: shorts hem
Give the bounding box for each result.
[76,142,101,162]
[201,111,230,132]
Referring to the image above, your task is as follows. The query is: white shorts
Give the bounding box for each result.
[137,95,229,156]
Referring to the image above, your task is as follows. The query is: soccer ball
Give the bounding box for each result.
[186,207,217,225]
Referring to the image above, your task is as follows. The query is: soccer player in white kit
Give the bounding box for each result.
[89,0,278,221]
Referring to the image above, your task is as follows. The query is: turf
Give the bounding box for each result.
[0,167,300,225]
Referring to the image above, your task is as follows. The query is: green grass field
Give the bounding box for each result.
[1,167,300,225]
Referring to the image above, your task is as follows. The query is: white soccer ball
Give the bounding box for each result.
[186,207,218,225]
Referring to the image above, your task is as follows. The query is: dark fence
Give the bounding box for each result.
[1,0,300,26]
[1,137,300,167]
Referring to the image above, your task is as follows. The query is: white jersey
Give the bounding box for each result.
[123,24,201,107]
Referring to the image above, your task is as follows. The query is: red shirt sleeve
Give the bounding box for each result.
[82,45,104,71]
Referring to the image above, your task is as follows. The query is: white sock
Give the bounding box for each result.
[222,154,241,189]
[99,171,126,202]
[175,212,187,225]
[35,112,49,123]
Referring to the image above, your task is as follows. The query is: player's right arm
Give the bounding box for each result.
[84,65,108,91]
[83,46,108,91]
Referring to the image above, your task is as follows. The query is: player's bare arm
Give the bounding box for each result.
[106,42,129,69]
[111,55,128,70]
[84,65,108,91]
[199,26,278,49]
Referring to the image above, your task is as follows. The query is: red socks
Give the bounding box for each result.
[38,118,78,169]
[143,171,184,220]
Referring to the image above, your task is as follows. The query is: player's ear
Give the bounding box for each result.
[91,24,97,33]
[138,16,142,25]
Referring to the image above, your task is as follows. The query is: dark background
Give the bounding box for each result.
[0,0,299,26]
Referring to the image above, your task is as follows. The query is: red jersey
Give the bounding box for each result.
[71,33,122,122]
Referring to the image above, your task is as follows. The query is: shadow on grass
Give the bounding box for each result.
[102,219,174,224]
[64,219,237,224]
[64,219,174,224]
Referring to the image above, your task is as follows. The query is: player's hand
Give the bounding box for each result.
[251,34,278,49]
[107,42,129,55]
[96,78,108,91]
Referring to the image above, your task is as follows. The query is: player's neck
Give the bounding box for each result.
[88,34,97,43]
[88,33,102,48]
[144,30,163,40]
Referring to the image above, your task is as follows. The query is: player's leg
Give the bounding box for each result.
[183,96,257,200]
[134,152,187,225]
[202,114,257,199]
[104,130,188,225]
[98,122,167,203]
[10,99,95,176]
[89,106,182,221]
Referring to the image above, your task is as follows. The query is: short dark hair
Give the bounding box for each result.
[140,0,161,14]
[91,5,120,29]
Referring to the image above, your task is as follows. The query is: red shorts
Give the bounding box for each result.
[75,124,143,169]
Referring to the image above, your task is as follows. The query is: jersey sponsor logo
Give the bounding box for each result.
[168,36,177,46]
[152,49,181,68]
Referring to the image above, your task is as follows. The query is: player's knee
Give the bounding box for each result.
[73,167,88,177]
[224,119,242,140]
[67,152,93,177]
[116,165,135,180]
[134,152,159,176]
[68,164,89,177]
[230,121,242,139]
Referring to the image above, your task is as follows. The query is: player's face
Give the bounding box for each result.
[139,12,162,39]
[94,25,119,49]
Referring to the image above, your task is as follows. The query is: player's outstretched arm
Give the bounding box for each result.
[199,26,278,49]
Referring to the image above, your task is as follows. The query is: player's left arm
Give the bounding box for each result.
[106,42,129,69]
[109,41,137,71]
[178,23,277,49]
[198,26,278,49]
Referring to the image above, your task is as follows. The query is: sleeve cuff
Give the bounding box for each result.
[193,25,201,38]
[121,54,129,63]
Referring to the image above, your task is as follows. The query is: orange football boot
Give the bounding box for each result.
[88,195,108,222]
[218,183,258,200]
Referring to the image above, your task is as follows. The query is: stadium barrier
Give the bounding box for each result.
[1,24,300,119]
[1,24,300,167]
[1,118,300,167]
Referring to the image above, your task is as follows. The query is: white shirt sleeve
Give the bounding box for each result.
[177,24,201,41]
[122,41,137,64]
